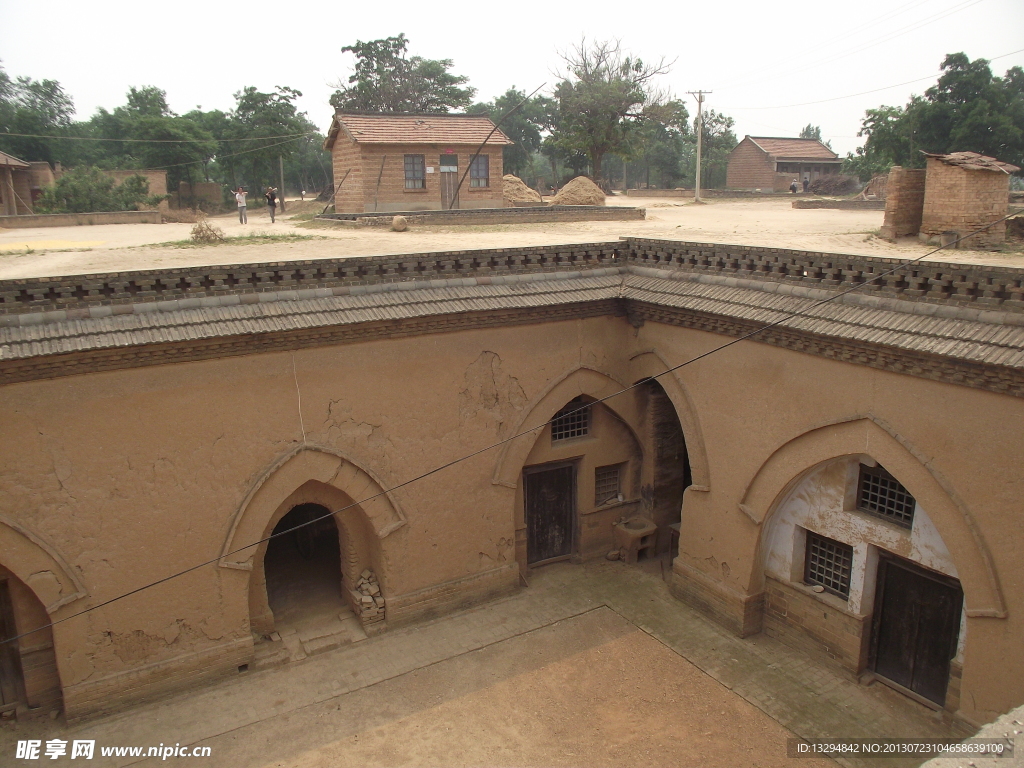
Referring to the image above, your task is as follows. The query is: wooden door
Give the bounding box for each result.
[871,555,963,706]
[0,581,24,710]
[440,154,459,210]
[525,464,575,565]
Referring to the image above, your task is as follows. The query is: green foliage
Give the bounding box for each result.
[799,124,822,141]
[331,34,475,113]
[34,167,162,213]
[609,100,691,189]
[0,61,75,163]
[469,88,558,178]
[551,39,672,183]
[847,53,1024,181]
[696,109,738,189]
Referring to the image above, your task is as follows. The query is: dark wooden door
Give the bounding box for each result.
[871,555,963,706]
[525,464,575,565]
[0,580,24,709]
[440,154,459,209]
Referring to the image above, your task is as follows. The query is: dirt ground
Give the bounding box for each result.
[212,609,836,768]
[1,196,1020,280]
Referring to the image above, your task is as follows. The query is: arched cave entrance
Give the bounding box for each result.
[0,565,62,713]
[264,503,346,633]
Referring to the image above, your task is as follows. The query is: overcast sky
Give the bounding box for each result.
[2,0,1022,157]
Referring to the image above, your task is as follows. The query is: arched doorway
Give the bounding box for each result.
[0,565,62,714]
[264,504,347,634]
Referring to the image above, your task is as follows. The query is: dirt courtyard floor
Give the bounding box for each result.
[1,196,1020,279]
[1,560,969,768]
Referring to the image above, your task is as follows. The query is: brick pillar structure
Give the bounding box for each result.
[879,166,926,242]
[920,157,1013,249]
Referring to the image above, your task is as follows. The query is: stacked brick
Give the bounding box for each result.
[879,167,926,241]
[350,569,386,626]
[920,155,1016,249]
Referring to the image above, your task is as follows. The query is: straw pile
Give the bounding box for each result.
[551,176,605,206]
[502,174,542,204]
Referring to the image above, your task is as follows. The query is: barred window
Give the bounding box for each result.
[551,397,589,442]
[595,464,623,505]
[470,155,489,187]
[804,531,853,598]
[857,464,915,528]
[404,155,426,189]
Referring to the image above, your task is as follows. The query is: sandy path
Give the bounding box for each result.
[0,197,1019,279]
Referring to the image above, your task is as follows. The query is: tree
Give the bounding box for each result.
[551,39,672,184]
[35,166,163,213]
[615,99,690,189]
[331,34,475,113]
[0,62,75,163]
[799,123,832,150]
[695,109,738,189]
[470,88,558,178]
[844,53,1024,180]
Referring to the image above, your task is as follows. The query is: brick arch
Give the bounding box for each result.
[0,513,87,614]
[742,416,1005,619]
[218,445,406,633]
[490,366,644,489]
[628,350,710,490]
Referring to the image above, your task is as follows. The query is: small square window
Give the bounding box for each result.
[470,155,489,187]
[804,531,853,599]
[551,397,589,442]
[404,154,426,189]
[857,464,915,528]
[595,464,623,505]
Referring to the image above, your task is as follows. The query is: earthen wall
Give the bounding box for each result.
[920,158,1010,248]
[879,166,926,241]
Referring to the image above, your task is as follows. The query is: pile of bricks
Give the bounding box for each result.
[351,569,386,625]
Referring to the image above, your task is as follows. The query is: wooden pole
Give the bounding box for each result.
[688,90,711,203]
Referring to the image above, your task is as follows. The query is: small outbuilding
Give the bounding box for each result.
[0,151,34,215]
[726,136,842,191]
[324,113,513,213]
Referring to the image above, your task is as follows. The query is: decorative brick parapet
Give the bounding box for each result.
[623,238,1024,311]
[0,243,623,317]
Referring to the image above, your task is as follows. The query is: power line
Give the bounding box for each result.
[138,135,311,170]
[2,211,1019,647]
[720,48,1024,111]
[0,130,320,143]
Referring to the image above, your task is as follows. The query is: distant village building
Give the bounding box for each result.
[0,151,53,215]
[726,136,842,191]
[324,113,513,213]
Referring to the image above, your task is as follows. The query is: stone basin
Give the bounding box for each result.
[618,515,656,532]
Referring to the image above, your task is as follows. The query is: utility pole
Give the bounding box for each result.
[688,90,711,203]
[279,156,286,213]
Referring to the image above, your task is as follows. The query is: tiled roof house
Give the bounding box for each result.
[726,136,843,191]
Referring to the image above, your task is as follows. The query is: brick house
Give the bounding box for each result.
[919,152,1018,248]
[726,136,842,191]
[324,113,513,213]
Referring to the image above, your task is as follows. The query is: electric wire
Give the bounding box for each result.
[0,130,320,143]
[1,210,1020,647]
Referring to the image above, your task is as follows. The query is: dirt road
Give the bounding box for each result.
[1,197,1019,279]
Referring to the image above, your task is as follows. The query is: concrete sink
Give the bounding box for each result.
[613,516,658,563]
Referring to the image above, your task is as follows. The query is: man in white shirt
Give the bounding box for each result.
[235,187,247,224]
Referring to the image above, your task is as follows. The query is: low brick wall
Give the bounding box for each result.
[763,576,869,676]
[318,205,644,226]
[625,189,802,198]
[880,166,926,241]
[792,199,885,210]
[0,211,162,229]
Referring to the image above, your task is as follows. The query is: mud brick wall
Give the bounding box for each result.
[920,158,1011,249]
[331,135,364,213]
[763,577,869,676]
[879,166,926,241]
[726,140,775,189]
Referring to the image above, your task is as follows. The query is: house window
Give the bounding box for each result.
[470,155,489,187]
[595,464,623,505]
[804,531,853,599]
[857,464,915,527]
[551,397,589,442]
[404,155,426,189]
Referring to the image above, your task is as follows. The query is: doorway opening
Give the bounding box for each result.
[0,579,25,714]
[525,462,576,566]
[264,503,346,633]
[440,154,459,209]
[870,553,963,707]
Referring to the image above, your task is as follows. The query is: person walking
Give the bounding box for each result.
[789,179,798,194]
[265,187,278,223]
[802,176,809,193]
[235,187,248,224]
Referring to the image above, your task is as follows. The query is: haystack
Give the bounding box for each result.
[551,176,605,206]
[502,174,542,205]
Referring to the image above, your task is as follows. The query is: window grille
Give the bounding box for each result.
[404,155,426,189]
[595,464,622,505]
[857,464,915,528]
[551,397,589,442]
[804,531,853,598]
[470,155,489,187]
